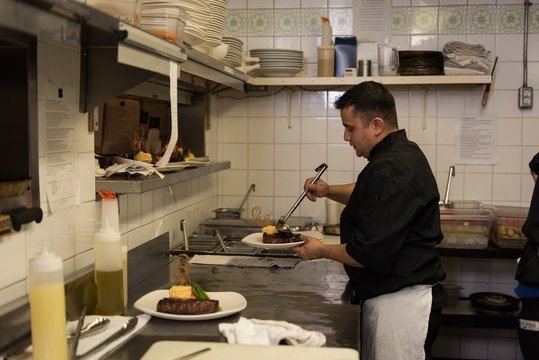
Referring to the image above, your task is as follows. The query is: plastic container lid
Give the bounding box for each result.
[489,205,529,218]
[440,208,495,222]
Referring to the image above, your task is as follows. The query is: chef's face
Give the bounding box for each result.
[341,106,376,159]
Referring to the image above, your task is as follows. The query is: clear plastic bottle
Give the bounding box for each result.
[28,250,68,360]
[318,16,334,77]
[94,219,124,315]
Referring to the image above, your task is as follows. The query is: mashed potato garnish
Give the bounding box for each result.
[169,285,192,299]
[262,225,278,235]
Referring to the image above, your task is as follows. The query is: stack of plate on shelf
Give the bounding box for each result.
[221,36,243,67]
[398,50,444,75]
[204,0,228,47]
[249,48,304,77]
[180,0,211,45]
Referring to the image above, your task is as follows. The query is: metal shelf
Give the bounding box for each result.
[437,244,521,259]
[247,75,492,88]
[95,161,230,194]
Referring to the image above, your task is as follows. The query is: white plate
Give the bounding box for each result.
[155,162,190,172]
[241,230,323,250]
[134,290,247,321]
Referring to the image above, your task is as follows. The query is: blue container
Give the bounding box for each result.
[334,37,357,77]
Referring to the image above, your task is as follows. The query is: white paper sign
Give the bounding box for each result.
[455,113,497,165]
[353,0,392,43]
[44,88,80,214]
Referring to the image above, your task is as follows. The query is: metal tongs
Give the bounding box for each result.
[276,163,328,233]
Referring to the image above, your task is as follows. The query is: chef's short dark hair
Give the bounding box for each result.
[530,152,539,176]
[334,81,399,129]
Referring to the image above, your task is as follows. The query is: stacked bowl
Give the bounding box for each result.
[249,48,304,77]
[221,36,243,67]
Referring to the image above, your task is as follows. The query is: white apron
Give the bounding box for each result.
[361,285,433,360]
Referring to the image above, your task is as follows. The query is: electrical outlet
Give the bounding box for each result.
[519,87,534,109]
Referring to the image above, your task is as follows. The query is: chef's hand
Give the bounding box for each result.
[291,236,325,260]
[304,177,330,202]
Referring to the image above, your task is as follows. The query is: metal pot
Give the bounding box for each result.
[212,208,243,219]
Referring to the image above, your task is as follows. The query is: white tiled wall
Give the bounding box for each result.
[0,1,537,358]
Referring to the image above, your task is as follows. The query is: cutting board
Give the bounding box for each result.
[141,341,359,360]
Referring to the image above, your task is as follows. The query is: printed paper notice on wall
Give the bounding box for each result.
[455,113,497,165]
[353,0,392,43]
[44,84,81,214]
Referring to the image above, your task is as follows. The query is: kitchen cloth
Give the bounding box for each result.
[68,314,150,359]
[190,255,300,268]
[218,316,326,347]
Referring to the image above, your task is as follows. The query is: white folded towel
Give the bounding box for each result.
[219,317,326,347]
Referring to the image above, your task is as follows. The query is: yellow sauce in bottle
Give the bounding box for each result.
[28,250,68,360]
[29,283,68,360]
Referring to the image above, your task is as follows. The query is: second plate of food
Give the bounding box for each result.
[241,231,323,250]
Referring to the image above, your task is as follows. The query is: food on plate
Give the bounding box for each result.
[261,225,302,244]
[156,255,219,315]
[156,144,195,162]
[156,297,219,315]
[134,150,152,163]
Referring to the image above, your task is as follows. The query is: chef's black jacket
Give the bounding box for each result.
[341,129,446,303]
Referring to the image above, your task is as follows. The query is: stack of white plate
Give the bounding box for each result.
[249,48,304,77]
[204,0,228,47]
[221,36,243,67]
[140,0,210,46]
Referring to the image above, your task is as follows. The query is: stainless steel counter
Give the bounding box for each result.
[108,252,360,359]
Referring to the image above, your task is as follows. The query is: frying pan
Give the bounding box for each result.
[469,292,520,315]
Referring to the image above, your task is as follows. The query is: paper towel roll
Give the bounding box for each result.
[325,199,344,225]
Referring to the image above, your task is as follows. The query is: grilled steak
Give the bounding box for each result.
[156,298,219,315]
[262,231,302,244]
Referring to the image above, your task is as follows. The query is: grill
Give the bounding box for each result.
[170,216,316,258]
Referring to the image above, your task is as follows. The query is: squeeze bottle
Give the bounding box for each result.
[94,219,124,315]
[318,17,334,77]
[321,16,333,48]
[28,250,68,360]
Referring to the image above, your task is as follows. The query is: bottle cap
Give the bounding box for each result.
[29,250,63,274]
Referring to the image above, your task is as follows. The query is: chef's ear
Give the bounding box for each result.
[371,117,384,132]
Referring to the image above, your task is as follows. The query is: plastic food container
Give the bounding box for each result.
[443,282,462,307]
[439,208,495,249]
[86,0,138,24]
[139,7,186,45]
[489,205,529,248]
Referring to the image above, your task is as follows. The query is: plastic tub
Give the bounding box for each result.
[489,205,529,248]
[139,7,186,45]
[438,208,495,249]
[86,0,138,24]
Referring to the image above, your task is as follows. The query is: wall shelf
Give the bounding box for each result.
[437,244,521,259]
[247,75,492,89]
[95,161,230,194]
